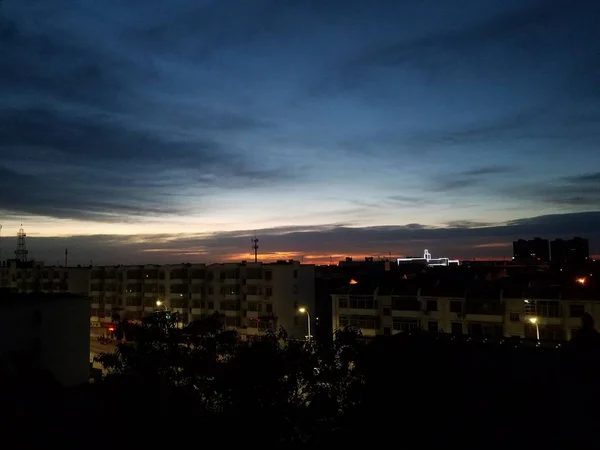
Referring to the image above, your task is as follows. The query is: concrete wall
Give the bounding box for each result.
[0,295,90,386]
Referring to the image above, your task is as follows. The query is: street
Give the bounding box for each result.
[90,328,117,373]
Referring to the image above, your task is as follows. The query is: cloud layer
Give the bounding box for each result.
[1,0,599,259]
[16,211,600,266]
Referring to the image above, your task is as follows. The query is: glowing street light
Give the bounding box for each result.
[156,300,163,307]
[298,307,311,341]
[529,317,540,341]
[576,277,587,285]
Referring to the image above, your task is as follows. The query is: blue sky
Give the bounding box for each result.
[1,0,599,264]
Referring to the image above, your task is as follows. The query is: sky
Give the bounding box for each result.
[1,0,599,265]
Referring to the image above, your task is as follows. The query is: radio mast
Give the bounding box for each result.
[15,224,28,262]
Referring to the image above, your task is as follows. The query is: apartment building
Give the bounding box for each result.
[2,259,315,339]
[0,259,90,294]
[331,281,600,341]
[89,260,314,339]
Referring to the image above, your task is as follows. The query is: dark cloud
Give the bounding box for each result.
[504,172,600,209]
[0,2,291,221]
[343,0,585,81]
[431,166,511,192]
[21,211,600,265]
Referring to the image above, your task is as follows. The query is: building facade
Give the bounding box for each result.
[513,238,550,264]
[331,286,600,341]
[0,292,90,387]
[550,237,590,266]
[1,259,315,340]
[89,261,315,339]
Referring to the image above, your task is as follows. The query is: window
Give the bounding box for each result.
[383,327,391,336]
[258,321,271,331]
[339,297,348,308]
[265,287,273,297]
[221,301,239,311]
[265,271,272,281]
[509,312,520,322]
[382,307,391,316]
[247,302,262,312]
[468,323,503,338]
[426,300,437,312]
[339,315,379,329]
[225,316,241,327]
[451,322,462,335]
[265,303,273,313]
[391,296,420,311]
[428,321,438,332]
[540,326,564,341]
[450,301,462,313]
[293,285,298,294]
[348,297,378,309]
[293,269,298,279]
[392,318,420,332]
[208,301,214,309]
[570,305,585,318]
[537,301,560,318]
[247,285,262,295]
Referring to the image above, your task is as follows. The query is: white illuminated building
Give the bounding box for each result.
[397,249,459,267]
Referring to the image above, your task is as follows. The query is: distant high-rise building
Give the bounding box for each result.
[550,237,589,266]
[512,238,550,264]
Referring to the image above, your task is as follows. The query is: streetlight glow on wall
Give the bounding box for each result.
[298,307,311,341]
[529,317,540,340]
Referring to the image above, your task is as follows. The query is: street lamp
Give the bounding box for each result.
[529,317,540,341]
[298,307,311,341]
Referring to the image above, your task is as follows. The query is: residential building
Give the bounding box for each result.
[0,259,90,294]
[331,280,600,342]
[90,260,315,340]
[0,291,90,386]
[1,259,315,339]
[513,238,550,264]
[550,237,590,266]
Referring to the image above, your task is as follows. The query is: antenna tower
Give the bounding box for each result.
[15,224,28,262]
[251,236,259,263]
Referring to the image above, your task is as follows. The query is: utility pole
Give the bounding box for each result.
[65,248,68,266]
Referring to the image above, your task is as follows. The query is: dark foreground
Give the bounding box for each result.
[2,320,600,447]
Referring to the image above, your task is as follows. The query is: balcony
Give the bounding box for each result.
[246,294,262,302]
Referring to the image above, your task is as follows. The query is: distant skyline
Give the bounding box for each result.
[1,0,599,265]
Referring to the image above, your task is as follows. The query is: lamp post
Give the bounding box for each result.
[529,317,540,341]
[298,307,311,341]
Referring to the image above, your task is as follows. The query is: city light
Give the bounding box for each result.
[528,317,540,340]
[576,277,587,285]
[298,307,311,341]
[349,278,358,285]
[156,300,163,307]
